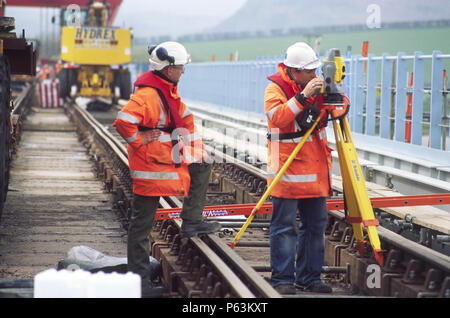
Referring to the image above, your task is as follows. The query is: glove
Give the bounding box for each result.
[299,102,320,130]
[294,92,307,105]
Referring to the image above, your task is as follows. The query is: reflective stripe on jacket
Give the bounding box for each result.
[264,63,333,199]
[113,71,204,197]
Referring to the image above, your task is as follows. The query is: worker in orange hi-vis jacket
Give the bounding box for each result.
[113,41,221,298]
[264,42,348,295]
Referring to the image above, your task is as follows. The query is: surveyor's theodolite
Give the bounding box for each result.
[320,48,346,105]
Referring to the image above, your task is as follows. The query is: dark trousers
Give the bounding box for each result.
[270,197,328,287]
[127,163,211,285]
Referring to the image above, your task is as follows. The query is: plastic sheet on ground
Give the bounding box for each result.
[57,245,161,282]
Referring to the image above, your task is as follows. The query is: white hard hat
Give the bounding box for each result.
[148,41,191,71]
[283,42,321,70]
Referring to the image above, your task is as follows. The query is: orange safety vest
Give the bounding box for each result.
[265,63,333,199]
[113,71,206,197]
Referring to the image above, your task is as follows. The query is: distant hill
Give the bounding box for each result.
[211,0,450,33]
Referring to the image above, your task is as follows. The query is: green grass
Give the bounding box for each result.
[132,26,450,63]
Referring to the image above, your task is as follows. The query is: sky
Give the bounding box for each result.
[5,0,248,39]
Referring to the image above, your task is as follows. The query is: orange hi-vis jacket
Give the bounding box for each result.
[264,63,333,199]
[113,71,207,197]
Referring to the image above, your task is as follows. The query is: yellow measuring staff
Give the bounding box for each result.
[229,114,323,249]
[332,116,384,266]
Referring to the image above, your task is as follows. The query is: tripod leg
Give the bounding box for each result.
[332,118,384,266]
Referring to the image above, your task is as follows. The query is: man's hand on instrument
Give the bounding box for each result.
[302,77,323,98]
[140,129,161,145]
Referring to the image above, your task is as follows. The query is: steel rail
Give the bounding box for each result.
[10,81,35,141]
[201,234,280,298]
[11,82,35,116]
[189,233,256,298]
[69,101,128,166]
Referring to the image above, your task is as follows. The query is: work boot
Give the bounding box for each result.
[141,281,166,298]
[180,219,221,238]
[299,281,332,293]
[274,284,296,295]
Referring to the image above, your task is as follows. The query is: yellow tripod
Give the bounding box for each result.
[230,108,384,267]
[331,115,384,266]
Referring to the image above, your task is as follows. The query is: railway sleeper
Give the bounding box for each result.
[328,235,450,297]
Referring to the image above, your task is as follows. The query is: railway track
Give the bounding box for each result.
[75,98,450,298]
[1,90,449,298]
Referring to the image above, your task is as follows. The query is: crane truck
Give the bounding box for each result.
[58,0,131,105]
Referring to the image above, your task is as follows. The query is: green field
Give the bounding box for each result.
[132,26,450,63]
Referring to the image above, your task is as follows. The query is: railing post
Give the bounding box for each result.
[379,53,393,139]
[249,62,257,114]
[256,60,265,117]
[349,55,365,133]
[349,55,357,128]
[365,54,377,135]
[226,62,233,109]
[443,70,449,150]
[394,52,407,142]
[344,51,352,98]
[411,51,425,146]
[429,51,444,149]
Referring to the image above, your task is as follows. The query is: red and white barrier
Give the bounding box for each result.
[39,79,63,108]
